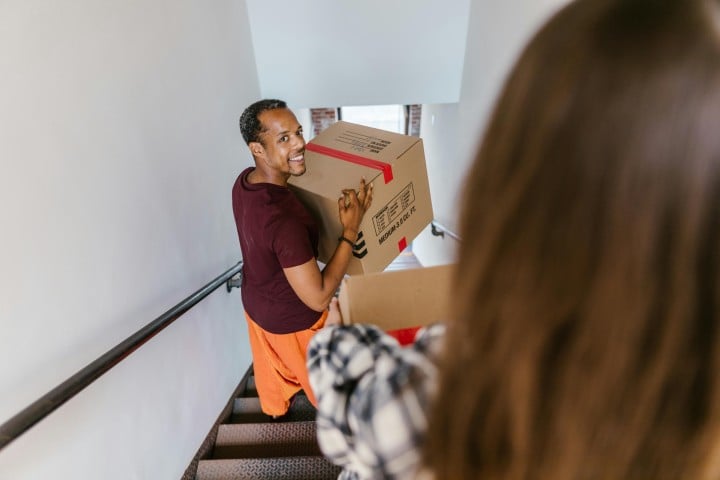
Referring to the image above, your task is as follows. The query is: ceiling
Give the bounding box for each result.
[245,0,471,108]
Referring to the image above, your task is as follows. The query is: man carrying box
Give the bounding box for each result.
[232,99,373,417]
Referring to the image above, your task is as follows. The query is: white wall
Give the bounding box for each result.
[0,0,257,478]
[413,0,571,267]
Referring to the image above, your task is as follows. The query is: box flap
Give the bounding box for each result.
[290,120,421,199]
[312,121,420,164]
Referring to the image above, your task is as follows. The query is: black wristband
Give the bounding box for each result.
[338,236,355,248]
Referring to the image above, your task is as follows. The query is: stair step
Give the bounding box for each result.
[196,456,342,480]
[240,375,257,397]
[213,421,321,459]
[231,395,317,423]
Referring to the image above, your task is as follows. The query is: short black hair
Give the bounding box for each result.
[239,99,287,145]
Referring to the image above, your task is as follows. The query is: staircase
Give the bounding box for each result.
[194,368,342,480]
[190,251,423,479]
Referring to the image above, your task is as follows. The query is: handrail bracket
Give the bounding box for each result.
[226,273,242,292]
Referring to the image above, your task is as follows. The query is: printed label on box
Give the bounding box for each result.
[373,183,418,245]
[336,130,392,154]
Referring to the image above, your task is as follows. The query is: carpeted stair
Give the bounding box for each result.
[195,371,342,480]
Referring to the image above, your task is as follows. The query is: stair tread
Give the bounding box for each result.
[217,421,317,446]
[232,395,316,423]
[196,456,342,480]
[213,421,321,459]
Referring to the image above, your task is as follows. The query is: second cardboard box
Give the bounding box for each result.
[337,264,455,330]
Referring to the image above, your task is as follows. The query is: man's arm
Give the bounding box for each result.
[284,178,372,312]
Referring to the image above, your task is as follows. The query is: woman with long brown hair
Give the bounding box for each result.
[425,0,720,478]
[309,0,720,478]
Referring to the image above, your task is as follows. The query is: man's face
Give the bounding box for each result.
[253,108,306,178]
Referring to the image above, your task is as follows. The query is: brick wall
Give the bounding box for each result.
[310,108,338,137]
[408,104,422,137]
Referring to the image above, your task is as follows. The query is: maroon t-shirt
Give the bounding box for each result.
[232,167,322,334]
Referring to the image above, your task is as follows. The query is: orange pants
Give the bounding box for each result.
[245,310,327,416]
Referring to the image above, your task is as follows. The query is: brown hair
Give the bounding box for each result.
[424,0,720,478]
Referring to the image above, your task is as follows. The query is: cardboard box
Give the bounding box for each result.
[289,121,434,275]
[337,264,455,331]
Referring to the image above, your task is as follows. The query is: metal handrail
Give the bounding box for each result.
[0,261,243,451]
[430,220,462,242]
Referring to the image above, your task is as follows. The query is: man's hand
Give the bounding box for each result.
[325,297,344,327]
[338,177,373,240]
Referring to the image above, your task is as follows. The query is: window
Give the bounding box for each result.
[340,105,406,134]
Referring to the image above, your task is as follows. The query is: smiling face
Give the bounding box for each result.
[249,108,306,185]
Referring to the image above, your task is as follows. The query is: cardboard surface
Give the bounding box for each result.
[337,264,455,331]
[289,121,434,275]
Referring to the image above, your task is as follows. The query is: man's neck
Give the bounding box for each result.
[247,167,289,187]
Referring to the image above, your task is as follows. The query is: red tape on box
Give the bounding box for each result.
[386,326,422,346]
[306,142,394,184]
[398,237,407,252]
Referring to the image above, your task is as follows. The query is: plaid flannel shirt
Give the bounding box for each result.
[307,323,446,480]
